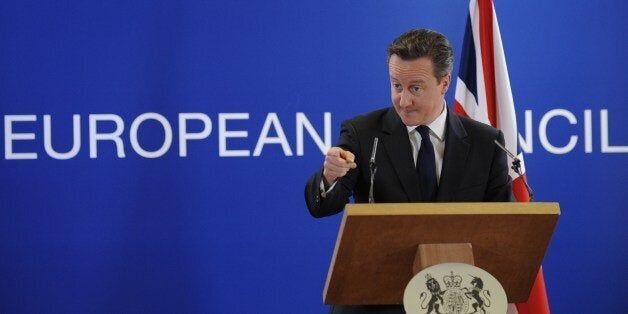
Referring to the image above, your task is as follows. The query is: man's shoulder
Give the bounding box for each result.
[454,113,501,138]
[343,107,394,130]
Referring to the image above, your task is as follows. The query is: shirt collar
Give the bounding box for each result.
[405,100,447,142]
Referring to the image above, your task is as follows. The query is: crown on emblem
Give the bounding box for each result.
[425,273,433,281]
[443,271,463,288]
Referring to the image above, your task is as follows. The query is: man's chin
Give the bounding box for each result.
[399,115,421,127]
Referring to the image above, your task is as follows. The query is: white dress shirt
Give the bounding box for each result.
[406,103,447,184]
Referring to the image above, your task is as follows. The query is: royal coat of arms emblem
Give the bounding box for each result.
[404,263,507,314]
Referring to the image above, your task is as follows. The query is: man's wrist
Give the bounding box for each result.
[320,175,338,198]
[322,171,337,189]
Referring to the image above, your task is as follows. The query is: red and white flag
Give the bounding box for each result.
[453,0,550,313]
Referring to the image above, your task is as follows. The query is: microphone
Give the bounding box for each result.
[368,137,379,204]
[493,140,534,201]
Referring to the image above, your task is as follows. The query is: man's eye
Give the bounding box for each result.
[412,86,423,93]
[392,83,401,89]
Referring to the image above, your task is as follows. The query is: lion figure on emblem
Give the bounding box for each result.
[419,274,444,314]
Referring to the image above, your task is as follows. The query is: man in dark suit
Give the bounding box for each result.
[304,29,513,313]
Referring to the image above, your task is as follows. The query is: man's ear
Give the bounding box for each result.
[441,74,451,95]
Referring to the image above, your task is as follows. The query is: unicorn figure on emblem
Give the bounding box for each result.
[463,275,492,314]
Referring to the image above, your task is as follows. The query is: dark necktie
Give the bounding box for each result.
[416,125,437,201]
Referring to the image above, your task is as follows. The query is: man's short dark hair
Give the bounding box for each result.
[387,29,454,81]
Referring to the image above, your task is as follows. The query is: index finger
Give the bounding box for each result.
[339,150,355,163]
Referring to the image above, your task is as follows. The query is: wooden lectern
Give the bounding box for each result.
[323,202,560,305]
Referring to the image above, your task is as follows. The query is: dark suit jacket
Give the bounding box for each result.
[305,106,513,218]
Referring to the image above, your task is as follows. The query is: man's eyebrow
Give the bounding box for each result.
[409,80,426,84]
[389,77,426,84]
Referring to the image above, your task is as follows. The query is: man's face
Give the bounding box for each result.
[388,55,451,126]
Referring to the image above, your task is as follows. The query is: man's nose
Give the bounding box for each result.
[399,91,412,107]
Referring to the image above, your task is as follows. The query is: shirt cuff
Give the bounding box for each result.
[319,178,337,198]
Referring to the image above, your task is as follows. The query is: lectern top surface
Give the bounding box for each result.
[346,202,560,216]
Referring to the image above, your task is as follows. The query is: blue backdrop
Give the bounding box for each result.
[1,1,626,312]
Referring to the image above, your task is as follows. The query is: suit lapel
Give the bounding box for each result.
[437,110,470,201]
[380,109,422,202]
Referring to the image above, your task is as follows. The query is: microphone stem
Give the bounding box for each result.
[494,140,534,202]
[368,163,376,204]
[368,138,379,204]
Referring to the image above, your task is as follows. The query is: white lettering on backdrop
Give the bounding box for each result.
[3,112,332,159]
[3,109,626,159]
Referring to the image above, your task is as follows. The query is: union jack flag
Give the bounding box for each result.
[453,0,550,313]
